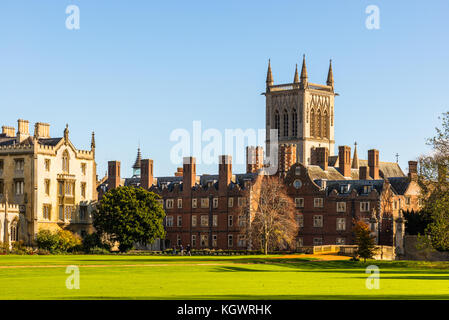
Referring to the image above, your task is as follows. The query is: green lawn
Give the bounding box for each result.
[1,254,449,299]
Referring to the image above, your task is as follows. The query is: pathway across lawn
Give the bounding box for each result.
[0,254,448,299]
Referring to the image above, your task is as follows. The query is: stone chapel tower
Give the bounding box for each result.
[264,56,336,165]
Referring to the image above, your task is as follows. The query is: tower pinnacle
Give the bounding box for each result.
[266,59,273,87]
[327,59,334,87]
[300,55,308,86]
[293,64,299,83]
[352,141,359,169]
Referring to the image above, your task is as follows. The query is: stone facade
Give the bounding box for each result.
[265,56,336,165]
[0,120,97,244]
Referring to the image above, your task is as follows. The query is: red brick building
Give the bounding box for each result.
[98,59,421,252]
[99,144,420,252]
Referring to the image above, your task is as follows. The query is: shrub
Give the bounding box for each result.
[0,242,9,254]
[56,230,82,252]
[37,248,50,255]
[81,232,111,254]
[11,241,28,255]
[36,230,59,253]
[36,229,82,254]
[89,246,111,255]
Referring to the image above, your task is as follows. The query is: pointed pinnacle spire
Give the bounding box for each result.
[327,59,334,87]
[300,54,308,84]
[91,131,96,149]
[266,59,273,87]
[352,141,359,169]
[294,64,299,83]
[133,147,142,169]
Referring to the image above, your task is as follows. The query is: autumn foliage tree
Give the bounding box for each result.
[418,112,449,251]
[93,186,166,252]
[353,220,376,262]
[244,176,298,255]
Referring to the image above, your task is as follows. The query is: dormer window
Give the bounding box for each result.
[340,185,350,194]
[363,185,372,194]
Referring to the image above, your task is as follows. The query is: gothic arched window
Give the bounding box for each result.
[10,221,18,242]
[317,109,322,138]
[310,109,315,137]
[274,110,280,138]
[292,109,298,137]
[324,110,329,139]
[62,150,70,173]
[283,110,289,137]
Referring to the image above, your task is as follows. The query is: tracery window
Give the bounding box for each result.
[310,109,315,137]
[274,110,280,138]
[317,109,322,138]
[62,150,69,173]
[292,109,298,137]
[324,110,329,139]
[283,110,289,137]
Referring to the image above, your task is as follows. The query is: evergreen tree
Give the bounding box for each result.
[93,186,166,252]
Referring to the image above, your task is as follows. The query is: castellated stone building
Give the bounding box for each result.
[0,119,97,246]
[265,56,335,165]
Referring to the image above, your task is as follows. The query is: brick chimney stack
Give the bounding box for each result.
[140,159,154,189]
[408,161,418,182]
[174,167,183,177]
[314,147,329,171]
[183,157,196,196]
[278,144,297,175]
[338,145,351,177]
[359,166,369,180]
[107,161,121,190]
[368,149,380,180]
[246,146,264,173]
[219,155,232,196]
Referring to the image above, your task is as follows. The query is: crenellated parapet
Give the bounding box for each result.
[0,143,34,154]
[0,203,20,213]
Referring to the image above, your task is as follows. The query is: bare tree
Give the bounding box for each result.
[242,176,298,255]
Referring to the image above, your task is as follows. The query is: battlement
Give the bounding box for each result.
[0,143,33,152]
[0,203,20,212]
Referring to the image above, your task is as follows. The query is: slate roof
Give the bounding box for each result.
[309,159,406,181]
[100,172,259,193]
[38,138,62,146]
[325,179,385,196]
[387,177,410,195]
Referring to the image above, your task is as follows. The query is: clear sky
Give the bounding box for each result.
[1,1,448,178]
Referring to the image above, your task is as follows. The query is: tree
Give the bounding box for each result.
[244,176,298,255]
[403,209,431,235]
[353,220,376,262]
[93,186,166,252]
[418,112,449,251]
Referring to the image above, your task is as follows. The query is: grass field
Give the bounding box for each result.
[1,254,449,299]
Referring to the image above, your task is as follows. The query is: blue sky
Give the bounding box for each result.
[1,1,448,178]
